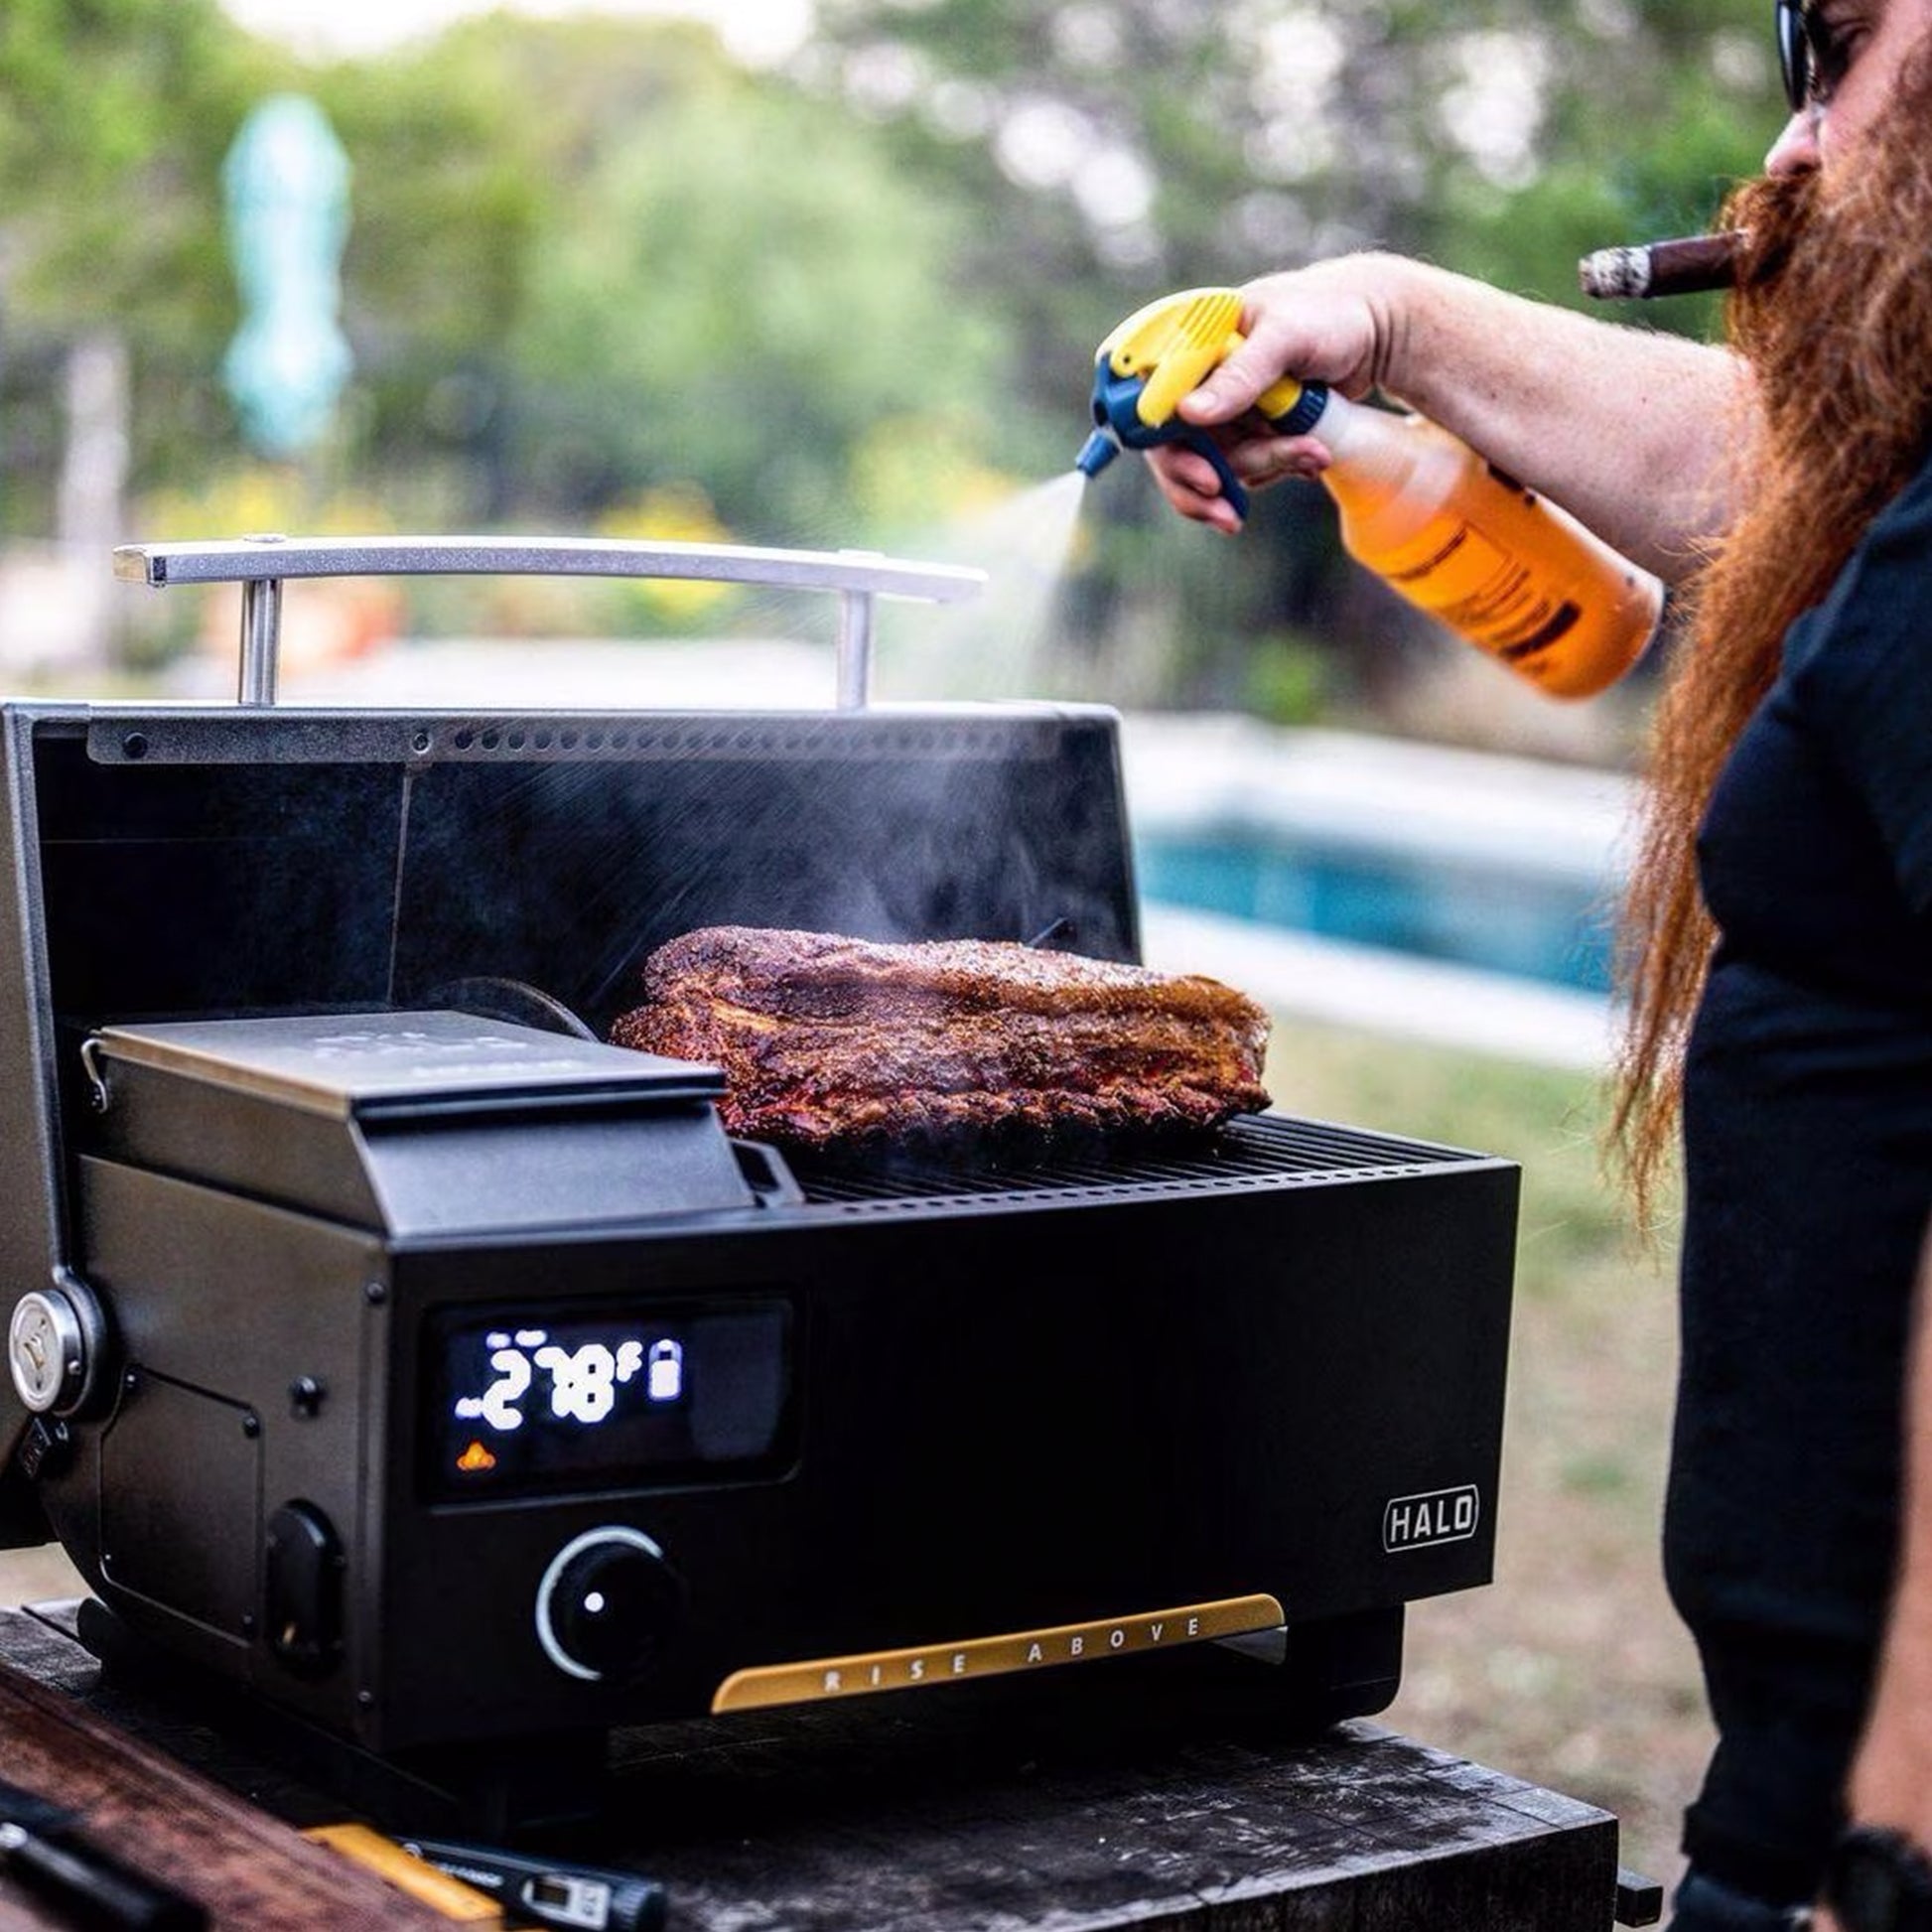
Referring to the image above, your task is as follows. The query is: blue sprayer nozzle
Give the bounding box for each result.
[1079,337,1254,517]
[1074,428,1120,479]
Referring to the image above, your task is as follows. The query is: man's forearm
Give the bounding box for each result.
[1160,251,1747,575]
[1369,257,1747,582]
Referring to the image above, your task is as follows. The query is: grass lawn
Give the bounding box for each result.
[1263,1016,1710,1901]
[0,1012,1708,1895]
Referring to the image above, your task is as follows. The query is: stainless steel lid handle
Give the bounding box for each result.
[836,589,875,712]
[238,575,283,707]
[112,535,987,711]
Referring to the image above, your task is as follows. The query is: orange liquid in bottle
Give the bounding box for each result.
[1290,390,1663,700]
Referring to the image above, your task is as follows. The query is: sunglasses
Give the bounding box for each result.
[1777,0,1853,112]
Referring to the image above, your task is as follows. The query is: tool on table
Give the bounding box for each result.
[400,1835,666,1932]
[303,1823,503,1923]
[0,1774,207,1932]
[308,1822,665,1931]
[1075,285,1664,698]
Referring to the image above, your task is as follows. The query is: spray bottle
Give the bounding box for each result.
[1075,288,1662,701]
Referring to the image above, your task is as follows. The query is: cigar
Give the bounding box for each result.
[1578,230,1744,300]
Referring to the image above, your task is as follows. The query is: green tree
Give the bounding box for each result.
[303,26,547,520]
[0,0,275,525]
[0,0,265,337]
[503,31,1027,542]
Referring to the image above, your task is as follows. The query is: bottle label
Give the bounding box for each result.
[1391,521,1584,664]
[1381,521,1582,663]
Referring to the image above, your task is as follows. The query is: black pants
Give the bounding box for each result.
[1667,1867,1812,1932]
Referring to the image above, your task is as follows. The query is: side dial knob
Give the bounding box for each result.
[535,1527,681,1684]
[9,1290,88,1416]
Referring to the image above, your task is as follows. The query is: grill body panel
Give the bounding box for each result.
[69,1126,1515,1754]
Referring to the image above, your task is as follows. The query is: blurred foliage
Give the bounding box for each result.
[595,484,745,630]
[0,0,275,527]
[805,0,1781,720]
[138,463,398,541]
[501,35,1028,536]
[0,0,1786,718]
[1244,631,1335,728]
[0,0,266,336]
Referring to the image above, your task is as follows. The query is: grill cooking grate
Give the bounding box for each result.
[788,1111,1480,1213]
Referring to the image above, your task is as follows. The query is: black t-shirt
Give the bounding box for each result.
[1669,448,1932,1900]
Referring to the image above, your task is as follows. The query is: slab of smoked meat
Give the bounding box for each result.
[610,925,1272,1151]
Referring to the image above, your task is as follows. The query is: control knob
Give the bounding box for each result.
[535,1527,680,1684]
[8,1283,103,1418]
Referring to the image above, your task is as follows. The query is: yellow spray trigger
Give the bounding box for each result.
[1098,287,1311,431]
[1137,290,1245,426]
[1079,283,1330,510]
[1097,288,1242,428]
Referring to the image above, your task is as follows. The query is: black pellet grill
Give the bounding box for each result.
[0,538,1517,1811]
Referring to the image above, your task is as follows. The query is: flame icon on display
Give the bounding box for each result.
[456,1440,497,1473]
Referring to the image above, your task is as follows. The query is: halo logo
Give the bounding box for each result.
[1383,1484,1480,1552]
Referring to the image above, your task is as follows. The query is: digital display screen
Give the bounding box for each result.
[423,1299,793,1501]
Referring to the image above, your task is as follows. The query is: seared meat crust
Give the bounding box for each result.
[610,925,1271,1149]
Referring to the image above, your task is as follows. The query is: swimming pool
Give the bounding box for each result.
[1136,826,1618,995]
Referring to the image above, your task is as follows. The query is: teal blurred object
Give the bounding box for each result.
[1136,827,1616,994]
[221,95,352,461]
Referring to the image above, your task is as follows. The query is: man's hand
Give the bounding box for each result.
[1144,254,1414,532]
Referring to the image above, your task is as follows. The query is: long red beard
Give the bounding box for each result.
[1612,60,1932,1213]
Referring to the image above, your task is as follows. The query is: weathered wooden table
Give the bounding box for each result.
[0,1603,1660,1931]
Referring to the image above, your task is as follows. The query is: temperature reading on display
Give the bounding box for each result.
[455,1328,686,1436]
[427,1300,789,1499]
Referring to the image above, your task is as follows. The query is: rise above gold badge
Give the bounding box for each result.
[711,1591,1286,1714]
